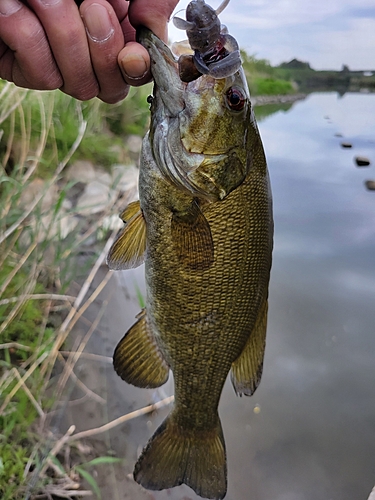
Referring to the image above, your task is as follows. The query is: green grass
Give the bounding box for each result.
[0,82,151,178]
[0,81,133,498]
[241,51,295,96]
[0,83,72,498]
[252,77,294,95]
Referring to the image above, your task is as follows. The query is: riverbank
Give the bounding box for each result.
[252,92,307,106]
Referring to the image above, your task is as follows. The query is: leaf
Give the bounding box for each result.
[134,282,145,309]
[49,455,66,475]
[0,176,20,187]
[53,190,67,216]
[75,466,101,500]
[81,456,123,467]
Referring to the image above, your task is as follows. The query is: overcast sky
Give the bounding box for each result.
[168,0,375,70]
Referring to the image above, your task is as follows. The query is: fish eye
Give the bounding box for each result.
[225,87,246,111]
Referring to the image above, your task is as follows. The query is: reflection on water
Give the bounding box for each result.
[253,101,296,121]
[242,92,375,500]
[113,93,375,500]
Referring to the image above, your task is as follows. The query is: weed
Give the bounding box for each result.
[74,457,123,500]
[0,81,119,498]
[253,77,294,96]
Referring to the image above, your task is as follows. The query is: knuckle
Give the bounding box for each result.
[99,86,130,104]
[67,82,99,101]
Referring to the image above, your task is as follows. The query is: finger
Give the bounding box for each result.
[80,0,129,103]
[117,0,179,85]
[104,0,128,24]
[0,0,62,89]
[26,0,98,100]
[128,0,179,42]
[118,41,150,86]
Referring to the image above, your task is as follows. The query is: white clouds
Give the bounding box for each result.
[229,0,375,26]
[311,17,375,70]
[225,0,341,28]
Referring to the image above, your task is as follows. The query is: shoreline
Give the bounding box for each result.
[252,93,307,106]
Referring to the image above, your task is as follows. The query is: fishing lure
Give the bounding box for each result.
[173,0,242,81]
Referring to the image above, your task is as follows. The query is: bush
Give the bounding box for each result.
[253,78,294,95]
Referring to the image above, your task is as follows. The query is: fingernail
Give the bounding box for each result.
[40,0,61,6]
[83,3,114,42]
[0,0,22,16]
[121,54,148,80]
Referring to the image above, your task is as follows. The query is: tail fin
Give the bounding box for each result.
[134,413,227,499]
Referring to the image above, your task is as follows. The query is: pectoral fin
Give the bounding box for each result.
[106,201,146,270]
[231,299,268,396]
[171,200,214,271]
[119,200,142,222]
[113,310,169,388]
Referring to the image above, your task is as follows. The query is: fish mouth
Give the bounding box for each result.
[138,27,185,117]
[137,28,231,202]
[138,27,208,198]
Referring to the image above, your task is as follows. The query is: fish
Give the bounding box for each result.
[106,17,273,500]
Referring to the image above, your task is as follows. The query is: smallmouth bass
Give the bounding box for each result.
[107,18,273,500]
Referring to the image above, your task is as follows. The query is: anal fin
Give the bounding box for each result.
[231,299,268,396]
[106,200,146,270]
[113,310,169,388]
[171,199,214,271]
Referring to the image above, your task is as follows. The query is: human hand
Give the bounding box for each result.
[115,0,179,85]
[0,0,179,103]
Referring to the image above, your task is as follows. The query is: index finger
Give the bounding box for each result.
[26,0,98,100]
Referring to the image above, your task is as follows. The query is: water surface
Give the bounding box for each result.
[242,92,375,500]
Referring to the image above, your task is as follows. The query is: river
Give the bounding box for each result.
[65,92,375,500]
[224,91,375,500]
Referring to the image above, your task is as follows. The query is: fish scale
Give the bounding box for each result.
[106,20,273,500]
[140,137,270,425]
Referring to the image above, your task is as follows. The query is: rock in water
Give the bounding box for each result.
[364,180,375,191]
[355,156,371,167]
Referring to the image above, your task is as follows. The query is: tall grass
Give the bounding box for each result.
[0,82,116,498]
[0,82,88,499]
[0,80,174,499]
